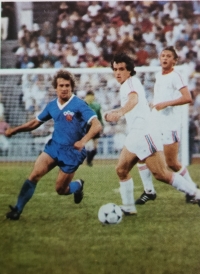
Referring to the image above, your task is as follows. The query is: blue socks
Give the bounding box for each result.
[67,181,81,195]
[14,179,81,212]
[15,179,36,212]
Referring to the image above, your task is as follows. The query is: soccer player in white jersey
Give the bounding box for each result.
[105,52,200,215]
[136,46,198,205]
[5,70,102,220]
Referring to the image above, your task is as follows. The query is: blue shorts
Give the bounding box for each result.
[44,139,86,173]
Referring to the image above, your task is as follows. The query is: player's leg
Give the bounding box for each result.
[55,145,86,203]
[163,142,181,171]
[145,151,199,199]
[164,142,198,202]
[136,162,156,205]
[136,134,197,205]
[135,129,161,205]
[116,146,138,215]
[86,138,98,166]
[85,139,95,166]
[92,138,98,159]
[6,152,57,220]
[55,170,84,204]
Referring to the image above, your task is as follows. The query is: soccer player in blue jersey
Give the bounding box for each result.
[5,70,102,220]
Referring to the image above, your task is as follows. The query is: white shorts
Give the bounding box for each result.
[151,109,181,146]
[124,129,163,160]
[160,128,181,145]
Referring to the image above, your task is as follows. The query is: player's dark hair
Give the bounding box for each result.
[86,90,94,96]
[162,46,179,60]
[52,70,76,90]
[111,53,136,76]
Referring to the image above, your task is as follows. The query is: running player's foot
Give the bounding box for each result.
[185,193,197,204]
[193,190,200,206]
[74,179,84,204]
[186,185,200,204]
[135,191,157,205]
[120,205,137,216]
[6,205,21,220]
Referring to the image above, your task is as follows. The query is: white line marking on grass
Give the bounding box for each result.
[113,188,120,193]
[36,192,57,196]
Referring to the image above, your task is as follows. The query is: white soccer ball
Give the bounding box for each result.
[98,203,123,224]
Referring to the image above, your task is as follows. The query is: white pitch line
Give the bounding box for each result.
[113,188,120,193]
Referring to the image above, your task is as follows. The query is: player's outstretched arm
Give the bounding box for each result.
[105,92,138,122]
[74,117,102,151]
[5,119,43,137]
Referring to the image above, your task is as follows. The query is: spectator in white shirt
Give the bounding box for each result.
[142,29,155,44]
[173,18,185,41]
[163,1,178,19]
[86,36,101,59]
[119,20,134,39]
[87,1,102,19]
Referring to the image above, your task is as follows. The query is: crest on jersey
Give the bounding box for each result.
[63,111,74,121]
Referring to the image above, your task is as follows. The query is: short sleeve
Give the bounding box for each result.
[173,71,187,91]
[37,104,52,122]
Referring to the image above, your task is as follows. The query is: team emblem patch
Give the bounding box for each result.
[63,111,74,121]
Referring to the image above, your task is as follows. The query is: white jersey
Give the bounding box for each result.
[120,76,163,159]
[152,69,186,131]
[120,76,151,133]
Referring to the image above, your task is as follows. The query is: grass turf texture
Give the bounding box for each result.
[0,160,200,274]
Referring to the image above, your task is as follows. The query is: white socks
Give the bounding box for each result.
[178,166,197,189]
[171,173,197,196]
[137,163,198,196]
[137,163,156,194]
[119,178,135,206]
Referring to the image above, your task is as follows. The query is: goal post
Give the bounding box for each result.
[0,66,189,165]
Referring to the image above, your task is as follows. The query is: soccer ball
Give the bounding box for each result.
[98,203,123,224]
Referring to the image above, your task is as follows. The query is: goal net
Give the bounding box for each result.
[0,66,189,165]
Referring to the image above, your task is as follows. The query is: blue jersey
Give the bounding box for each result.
[37,95,97,146]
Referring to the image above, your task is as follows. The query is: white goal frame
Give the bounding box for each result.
[0,66,189,166]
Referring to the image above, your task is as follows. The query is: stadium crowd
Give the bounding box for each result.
[14,2,200,69]
[3,1,200,158]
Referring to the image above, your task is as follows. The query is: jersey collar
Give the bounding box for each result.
[57,94,75,110]
[162,68,174,75]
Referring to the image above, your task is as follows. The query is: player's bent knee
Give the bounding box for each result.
[167,162,182,172]
[116,166,128,180]
[166,156,181,171]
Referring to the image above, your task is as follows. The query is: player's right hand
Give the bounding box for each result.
[5,128,14,137]
[104,111,120,122]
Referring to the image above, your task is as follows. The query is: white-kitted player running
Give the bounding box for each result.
[105,52,200,216]
[136,46,198,205]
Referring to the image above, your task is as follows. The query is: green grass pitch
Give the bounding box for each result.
[0,160,200,274]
